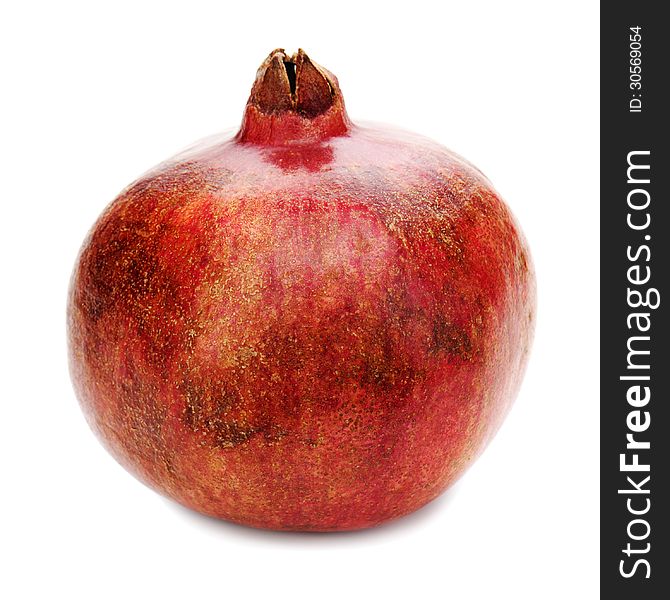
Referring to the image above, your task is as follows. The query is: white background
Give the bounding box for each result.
[1,1,599,598]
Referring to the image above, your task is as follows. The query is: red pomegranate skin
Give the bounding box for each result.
[68,50,535,531]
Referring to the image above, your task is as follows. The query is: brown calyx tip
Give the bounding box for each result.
[250,48,337,118]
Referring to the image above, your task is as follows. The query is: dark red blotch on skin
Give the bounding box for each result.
[68,49,535,531]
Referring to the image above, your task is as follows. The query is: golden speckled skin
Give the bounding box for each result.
[68,52,535,531]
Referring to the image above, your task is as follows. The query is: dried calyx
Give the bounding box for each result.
[250,48,336,117]
[237,49,350,145]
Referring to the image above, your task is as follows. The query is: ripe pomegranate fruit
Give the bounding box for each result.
[68,49,535,531]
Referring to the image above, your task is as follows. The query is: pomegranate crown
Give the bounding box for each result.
[237,49,351,146]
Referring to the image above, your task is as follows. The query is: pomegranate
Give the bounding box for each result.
[68,49,535,531]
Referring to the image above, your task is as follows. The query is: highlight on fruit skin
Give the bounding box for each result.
[68,48,535,531]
